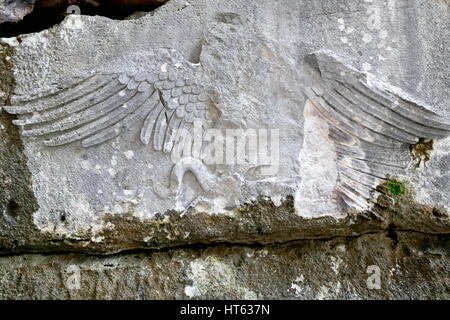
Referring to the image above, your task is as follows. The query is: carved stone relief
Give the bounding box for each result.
[1,0,450,256]
[4,50,450,221]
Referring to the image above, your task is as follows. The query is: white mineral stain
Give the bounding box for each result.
[184,257,258,299]
[271,195,285,207]
[81,160,90,170]
[362,33,372,43]
[111,156,118,166]
[92,236,105,243]
[123,150,134,160]
[317,282,342,300]
[338,18,345,31]
[362,62,372,72]
[290,275,306,297]
[123,190,134,196]
[295,100,342,218]
[330,256,343,274]
[0,38,19,46]
[291,283,303,297]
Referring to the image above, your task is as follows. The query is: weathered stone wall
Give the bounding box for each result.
[0,0,449,299]
[0,232,449,299]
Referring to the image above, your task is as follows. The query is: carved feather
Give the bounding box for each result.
[303,52,450,212]
[4,64,214,161]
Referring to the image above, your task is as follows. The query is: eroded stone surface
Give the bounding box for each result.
[0,0,35,23]
[0,232,448,299]
[0,1,449,300]
[0,0,170,24]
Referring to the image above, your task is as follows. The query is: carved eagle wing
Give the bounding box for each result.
[302,53,450,211]
[4,65,212,156]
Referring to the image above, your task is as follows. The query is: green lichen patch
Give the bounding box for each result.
[387,181,405,196]
[374,178,450,236]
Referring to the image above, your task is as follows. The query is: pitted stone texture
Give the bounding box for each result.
[0,0,35,23]
[0,232,448,300]
[0,0,450,254]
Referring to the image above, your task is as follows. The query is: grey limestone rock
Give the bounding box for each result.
[0,0,35,23]
[0,232,448,299]
[0,0,450,299]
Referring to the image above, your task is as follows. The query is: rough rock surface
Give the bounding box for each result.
[0,0,169,24]
[0,0,449,299]
[0,232,448,299]
[0,0,35,23]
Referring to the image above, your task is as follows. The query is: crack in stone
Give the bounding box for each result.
[0,227,448,258]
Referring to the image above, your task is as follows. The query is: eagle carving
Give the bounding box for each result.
[4,52,450,215]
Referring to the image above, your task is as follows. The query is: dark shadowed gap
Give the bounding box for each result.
[0,0,168,38]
